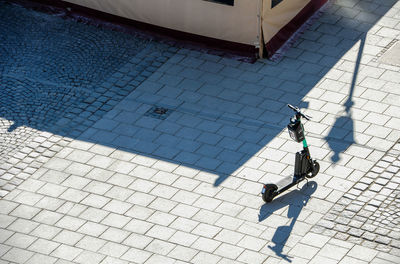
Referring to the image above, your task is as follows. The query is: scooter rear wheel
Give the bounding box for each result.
[307,161,320,178]
[262,184,278,203]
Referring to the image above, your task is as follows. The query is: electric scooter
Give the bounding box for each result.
[261,104,320,203]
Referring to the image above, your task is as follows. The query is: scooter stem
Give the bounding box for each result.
[300,122,315,171]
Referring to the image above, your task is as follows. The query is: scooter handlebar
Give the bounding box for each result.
[287,104,298,112]
[287,104,312,120]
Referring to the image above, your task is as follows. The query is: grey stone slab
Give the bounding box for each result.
[51,244,83,261]
[145,239,175,256]
[168,245,198,262]
[2,248,34,263]
[28,238,60,255]
[101,213,130,228]
[379,41,400,66]
[25,253,58,264]
[5,232,37,249]
[78,222,108,237]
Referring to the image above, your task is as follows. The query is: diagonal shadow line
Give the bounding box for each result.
[0,0,396,189]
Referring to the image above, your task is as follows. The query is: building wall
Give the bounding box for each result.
[262,0,310,43]
[261,0,327,56]
[63,0,260,46]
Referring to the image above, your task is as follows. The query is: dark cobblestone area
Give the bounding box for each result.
[0,75,87,163]
[0,1,175,165]
[0,2,144,88]
[314,141,400,255]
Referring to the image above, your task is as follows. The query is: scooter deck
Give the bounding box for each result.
[275,174,305,195]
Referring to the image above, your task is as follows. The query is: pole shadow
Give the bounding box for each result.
[259,181,318,262]
[324,34,366,163]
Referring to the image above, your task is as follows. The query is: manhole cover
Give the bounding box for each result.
[378,40,400,66]
[145,106,172,120]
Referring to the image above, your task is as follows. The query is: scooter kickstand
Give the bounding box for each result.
[297,177,309,188]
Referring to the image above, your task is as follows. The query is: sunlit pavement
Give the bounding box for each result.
[1,0,400,263]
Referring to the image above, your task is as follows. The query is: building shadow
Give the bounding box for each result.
[259,181,318,262]
[0,1,396,186]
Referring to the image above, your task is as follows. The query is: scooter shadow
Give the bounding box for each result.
[258,181,318,263]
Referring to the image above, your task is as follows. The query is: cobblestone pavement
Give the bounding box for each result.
[1,0,400,263]
[0,1,175,165]
[314,140,400,252]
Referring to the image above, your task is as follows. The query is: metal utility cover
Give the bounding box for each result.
[378,41,400,66]
[145,106,172,120]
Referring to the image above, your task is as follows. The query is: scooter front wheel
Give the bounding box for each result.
[307,161,320,178]
[262,184,278,203]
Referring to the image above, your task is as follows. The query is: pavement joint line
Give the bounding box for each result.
[1,146,270,202]
[0,155,317,238]
[0,210,262,264]
[6,162,261,211]
[130,95,384,152]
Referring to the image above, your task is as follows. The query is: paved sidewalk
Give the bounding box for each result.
[1,0,400,263]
